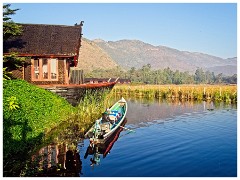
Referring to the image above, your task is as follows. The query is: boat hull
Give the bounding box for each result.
[85,97,127,145]
[84,118,127,159]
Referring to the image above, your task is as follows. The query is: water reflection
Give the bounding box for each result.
[28,96,236,177]
[31,142,83,177]
[124,96,237,128]
[83,119,127,167]
[30,117,127,176]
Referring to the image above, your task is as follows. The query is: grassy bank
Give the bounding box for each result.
[3,80,113,176]
[21,90,114,177]
[113,84,237,103]
[3,80,76,176]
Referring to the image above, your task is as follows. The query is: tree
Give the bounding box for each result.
[181,71,194,84]
[3,4,22,41]
[205,70,215,84]
[141,64,151,83]
[194,68,205,84]
[3,4,26,80]
[215,73,223,84]
[229,74,237,84]
[173,70,181,84]
[163,67,173,84]
[3,53,26,80]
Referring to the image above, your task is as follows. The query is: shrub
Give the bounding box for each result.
[3,79,75,176]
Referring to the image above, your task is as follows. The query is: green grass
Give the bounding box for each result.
[3,79,76,176]
[3,79,114,176]
[73,90,115,135]
[3,80,75,141]
[112,84,237,103]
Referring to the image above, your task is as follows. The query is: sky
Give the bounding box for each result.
[4,2,238,59]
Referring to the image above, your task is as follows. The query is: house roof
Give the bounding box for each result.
[3,23,83,57]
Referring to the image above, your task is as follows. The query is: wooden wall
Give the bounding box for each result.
[12,58,70,85]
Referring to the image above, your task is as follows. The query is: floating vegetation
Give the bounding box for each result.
[112,84,237,103]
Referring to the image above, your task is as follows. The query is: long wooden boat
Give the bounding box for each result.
[84,119,127,167]
[84,97,127,144]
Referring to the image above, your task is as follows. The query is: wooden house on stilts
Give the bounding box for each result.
[4,22,84,85]
[3,22,117,106]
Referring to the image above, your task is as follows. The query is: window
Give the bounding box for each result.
[31,58,58,81]
[50,59,57,79]
[42,58,48,79]
[34,59,39,79]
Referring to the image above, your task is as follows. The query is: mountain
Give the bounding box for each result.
[77,38,118,73]
[93,39,237,75]
[206,65,237,76]
[76,38,237,76]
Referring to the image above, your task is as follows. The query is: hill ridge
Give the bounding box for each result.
[78,38,237,76]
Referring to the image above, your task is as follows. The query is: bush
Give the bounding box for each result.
[3,79,75,139]
[3,79,75,176]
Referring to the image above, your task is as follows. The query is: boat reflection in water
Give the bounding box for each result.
[29,119,128,176]
[84,119,127,167]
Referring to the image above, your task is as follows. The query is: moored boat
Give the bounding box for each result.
[84,119,127,166]
[84,97,127,144]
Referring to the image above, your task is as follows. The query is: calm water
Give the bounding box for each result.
[78,98,237,177]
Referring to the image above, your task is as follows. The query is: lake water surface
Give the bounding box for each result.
[78,98,237,177]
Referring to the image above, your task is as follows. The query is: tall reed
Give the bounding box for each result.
[73,90,114,135]
[113,84,237,103]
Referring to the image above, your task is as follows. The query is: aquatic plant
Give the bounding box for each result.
[113,84,237,103]
[74,89,114,136]
[3,80,115,176]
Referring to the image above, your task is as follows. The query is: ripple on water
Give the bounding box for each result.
[80,101,237,177]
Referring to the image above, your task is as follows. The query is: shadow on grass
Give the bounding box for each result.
[3,116,44,177]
